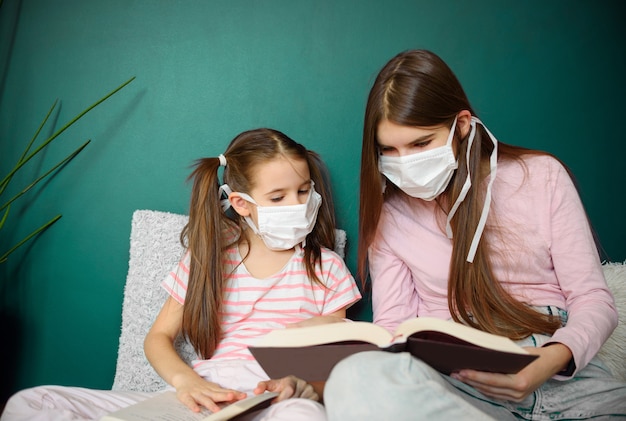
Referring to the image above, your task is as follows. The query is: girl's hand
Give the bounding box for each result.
[286,315,346,328]
[174,373,247,413]
[450,343,572,402]
[254,375,320,402]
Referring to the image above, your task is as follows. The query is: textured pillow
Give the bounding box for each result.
[112,209,347,391]
[597,261,626,382]
[112,210,193,391]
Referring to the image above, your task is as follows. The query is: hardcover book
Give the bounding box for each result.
[249,317,537,382]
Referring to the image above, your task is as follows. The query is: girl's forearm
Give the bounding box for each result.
[144,332,200,388]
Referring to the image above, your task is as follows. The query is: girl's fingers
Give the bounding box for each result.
[253,381,270,395]
[254,377,319,402]
[299,384,319,401]
[178,393,204,413]
[179,388,247,414]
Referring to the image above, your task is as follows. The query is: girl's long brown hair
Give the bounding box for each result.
[181,128,336,358]
[359,50,563,339]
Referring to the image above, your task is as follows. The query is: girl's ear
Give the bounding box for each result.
[457,110,472,138]
[229,193,251,217]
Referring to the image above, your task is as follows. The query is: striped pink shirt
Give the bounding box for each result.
[162,245,361,370]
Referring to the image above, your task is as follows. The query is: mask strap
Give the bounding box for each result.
[446,120,476,238]
[446,117,458,146]
[219,184,234,211]
[219,184,259,208]
[467,119,498,262]
[219,184,261,235]
[446,117,498,263]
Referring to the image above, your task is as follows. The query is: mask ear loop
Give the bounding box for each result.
[219,155,265,239]
[218,154,230,211]
[467,120,498,262]
[219,184,234,212]
[446,117,498,263]
[219,184,262,235]
[446,120,476,238]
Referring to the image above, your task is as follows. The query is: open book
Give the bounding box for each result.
[100,391,278,421]
[249,317,537,382]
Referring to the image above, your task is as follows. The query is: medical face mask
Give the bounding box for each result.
[378,117,459,201]
[220,183,322,251]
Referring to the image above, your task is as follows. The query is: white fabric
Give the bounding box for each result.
[1,378,325,421]
[0,386,154,421]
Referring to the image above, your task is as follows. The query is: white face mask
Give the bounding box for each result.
[220,183,322,251]
[378,118,459,201]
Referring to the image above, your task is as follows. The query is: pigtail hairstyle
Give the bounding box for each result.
[181,157,240,359]
[181,128,335,359]
[359,50,562,339]
[304,149,337,282]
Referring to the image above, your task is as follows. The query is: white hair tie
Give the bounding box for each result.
[218,154,227,167]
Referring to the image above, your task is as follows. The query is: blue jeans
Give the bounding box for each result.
[324,351,626,420]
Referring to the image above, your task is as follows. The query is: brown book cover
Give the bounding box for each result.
[249,319,538,382]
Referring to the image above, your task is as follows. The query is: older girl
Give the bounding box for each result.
[324,50,625,420]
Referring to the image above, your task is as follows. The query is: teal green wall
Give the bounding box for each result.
[1,0,624,398]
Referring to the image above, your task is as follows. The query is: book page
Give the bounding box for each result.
[394,317,528,354]
[255,322,392,347]
[100,391,210,421]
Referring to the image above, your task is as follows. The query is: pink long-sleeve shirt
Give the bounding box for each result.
[369,154,617,378]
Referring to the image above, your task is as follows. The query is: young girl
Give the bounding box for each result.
[2,128,361,421]
[323,50,626,420]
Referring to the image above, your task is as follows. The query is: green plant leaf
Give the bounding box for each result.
[19,100,58,170]
[0,76,135,189]
[0,206,8,231]
[0,76,135,263]
[0,140,90,213]
[0,100,57,199]
[0,215,62,264]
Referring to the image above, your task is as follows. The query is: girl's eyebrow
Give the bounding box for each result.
[411,133,435,143]
[264,180,311,196]
[264,188,285,196]
[378,133,434,147]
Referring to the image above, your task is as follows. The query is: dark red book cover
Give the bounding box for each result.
[250,332,537,382]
